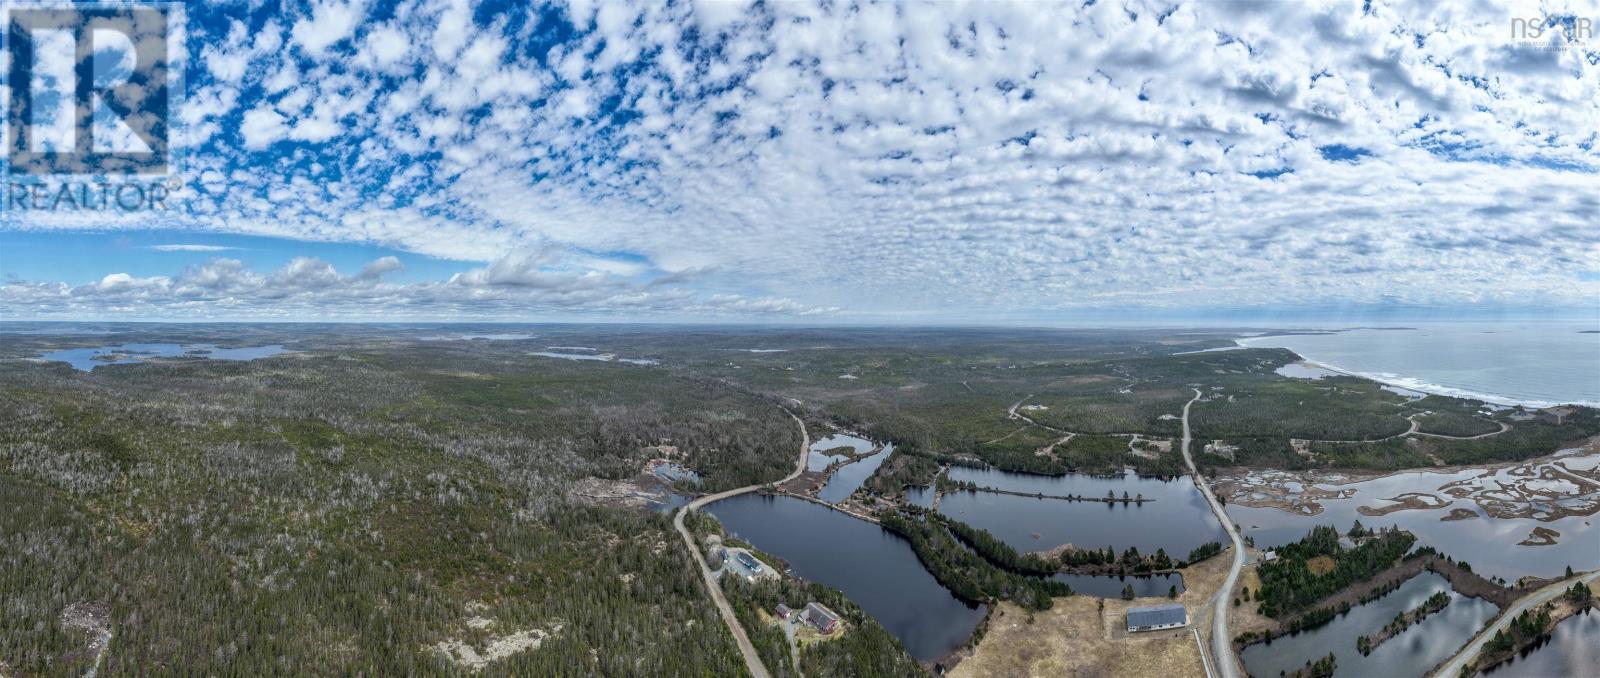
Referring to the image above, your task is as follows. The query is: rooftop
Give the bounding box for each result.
[1127,604,1187,628]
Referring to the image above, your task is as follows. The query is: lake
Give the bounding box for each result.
[1053,572,1184,598]
[1241,572,1500,678]
[807,433,875,472]
[817,441,894,504]
[937,467,1228,556]
[1240,324,1600,407]
[1224,454,1600,582]
[705,493,986,661]
[40,343,289,371]
[1480,608,1598,677]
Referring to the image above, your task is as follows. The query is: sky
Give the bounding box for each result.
[1,0,1598,324]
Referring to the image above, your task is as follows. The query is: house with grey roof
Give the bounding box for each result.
[1126,603,1187,632]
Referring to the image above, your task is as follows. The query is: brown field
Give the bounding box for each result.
[950,548,1238,678]
[1230,559,1278,639]
[1306,555,1335,576]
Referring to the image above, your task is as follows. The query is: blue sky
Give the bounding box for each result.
[2,0,1598,322]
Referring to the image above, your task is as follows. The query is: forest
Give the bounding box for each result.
[1253,525,1417,619]
[2,324,1595,676]
[878,510,1071,610]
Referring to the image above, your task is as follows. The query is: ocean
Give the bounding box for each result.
[1238,323,1600,408]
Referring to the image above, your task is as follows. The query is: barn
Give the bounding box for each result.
[1126,604,1188,633]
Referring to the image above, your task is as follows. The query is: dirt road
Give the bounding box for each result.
[673,407,811,678]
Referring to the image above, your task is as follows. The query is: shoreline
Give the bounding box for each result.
[1229,336,1599,409]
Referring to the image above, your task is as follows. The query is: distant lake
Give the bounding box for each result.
[706,493,985,661]
[1241,324,1600,407]
[40,344,289,371]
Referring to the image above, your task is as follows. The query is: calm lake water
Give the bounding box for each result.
[807,434,874,471]
[41,343,289,371]
[818,442,894,504]
[938,467,1227,556]
[1241,572,1500,678]
[1226,455,1600,582]
[705,493,986,660]
[1240,324,1600,407]
[1480,608,1599,678]
[1054,572,1184,598]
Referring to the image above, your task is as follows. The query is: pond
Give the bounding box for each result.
[817,442,894,504]
[705,493,986,661]
[1241,572,1499,678]
[1053,572,1185,598]
[1275,362,1340,379]
[1223,455,1600,581]
[806,433,873,472]
[40,343,289,371]
[1480,608,1598,677]
[905,485,936,508]
[936,467,1227,556]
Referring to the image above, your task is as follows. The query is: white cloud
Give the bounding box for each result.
[291,1,364,56]
[239,106,288,149]
[149,244,241,252]
[7,0,1598,320]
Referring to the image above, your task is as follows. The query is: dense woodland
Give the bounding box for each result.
[878,510,1070,610]
[0,337,796,676]
[2,325,1596,676]
[1254,525,1417,619]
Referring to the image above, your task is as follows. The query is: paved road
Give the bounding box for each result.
[1429,569,1600,678]
[673,408,811,678]
[1179,388,1244,678]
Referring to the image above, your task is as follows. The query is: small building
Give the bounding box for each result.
[1126,604,1188,633]
[775,604,793,620]
[736,551,762,573]
[1261,551,1278,563]
[803,602,840,633]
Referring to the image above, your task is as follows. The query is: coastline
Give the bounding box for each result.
[1230,335,1599,409]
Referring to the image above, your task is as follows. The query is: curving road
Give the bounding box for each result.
[1429,569,1600,678]
[1179,388,1245,678]
[673,407,811,678]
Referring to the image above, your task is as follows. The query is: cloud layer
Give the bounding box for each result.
[5,0,1598,320]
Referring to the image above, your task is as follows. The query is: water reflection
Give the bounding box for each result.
[818,443,894,504]
[1225,456,1600,581]
[1241,572,1499,678]
[705,493,986,660]
[937,467,1226,555]
[1053,572,1184,598]
[1480,609,1598,678]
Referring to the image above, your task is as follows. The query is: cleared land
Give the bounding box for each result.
[951,545,1232,677]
